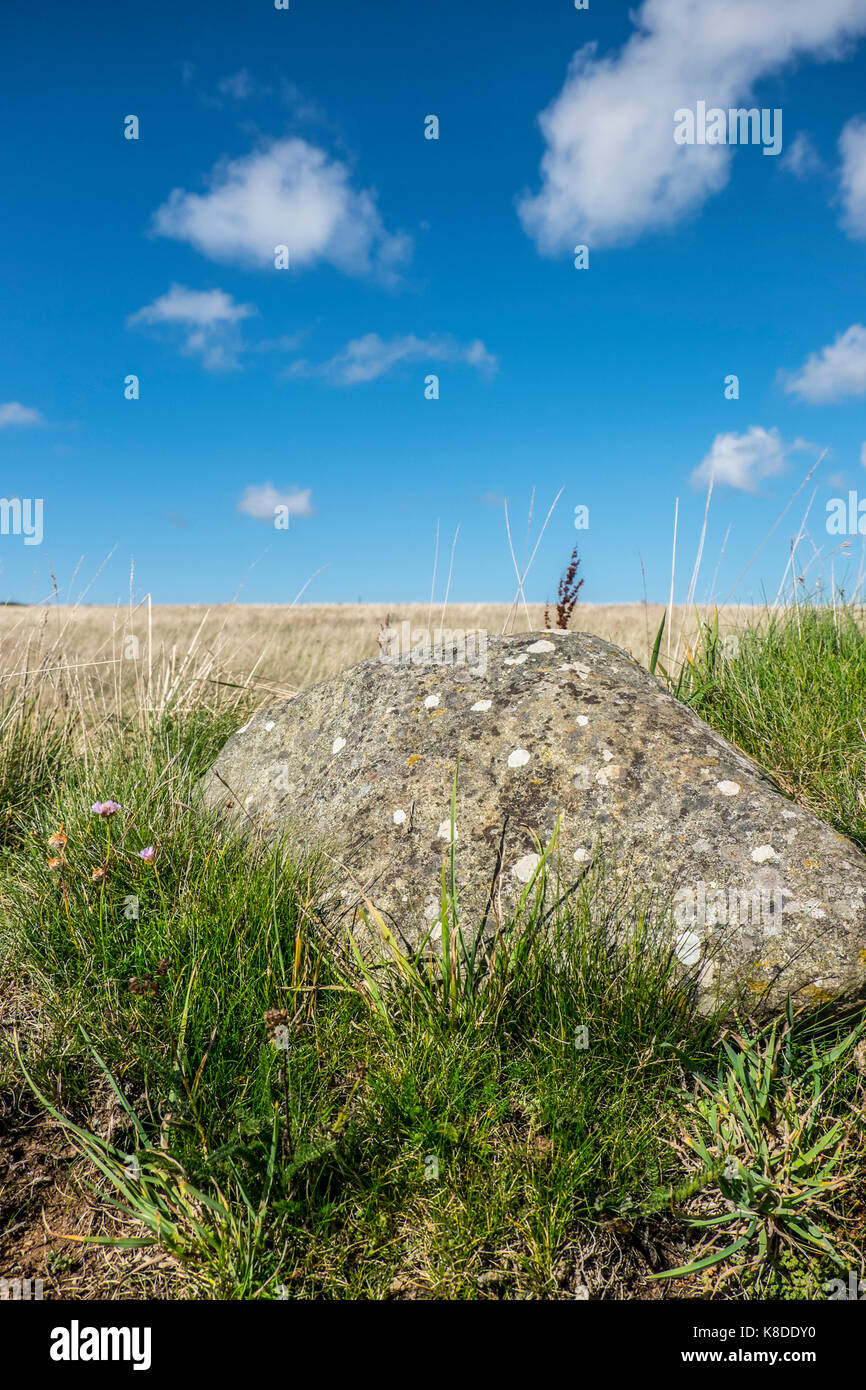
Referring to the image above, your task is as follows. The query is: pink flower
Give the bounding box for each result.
[138,846,156,863]
[91,800,122,817]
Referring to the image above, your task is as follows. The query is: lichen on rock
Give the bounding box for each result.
[201,631,866,1019]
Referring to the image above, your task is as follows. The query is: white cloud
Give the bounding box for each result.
[129,284,255,328]
[290,332,498,385]
[839,116,866,237]
[519,0,866,253]
[0,402,44,428]
[691,426,792,492]
[780,131,822,178]
[152,138,411,280]
[237,484,314,522]
[127,284,258,370]
[779,324,866,403]
[218,69,257,100]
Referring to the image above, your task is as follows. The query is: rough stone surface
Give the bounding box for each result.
[201,631,866,1018]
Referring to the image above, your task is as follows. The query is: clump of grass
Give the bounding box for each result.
[648,1005,865,1295]
[653,598,866,848]
[0,691,70,849]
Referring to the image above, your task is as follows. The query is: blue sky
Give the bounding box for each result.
[3,0,866,607]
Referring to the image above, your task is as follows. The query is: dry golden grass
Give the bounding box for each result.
[0,601,764,713]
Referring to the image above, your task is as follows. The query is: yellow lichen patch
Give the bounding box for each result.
[803,986,838,1005]
[858,949,866,967]
[406,754,421,767]
[746,977,770,995]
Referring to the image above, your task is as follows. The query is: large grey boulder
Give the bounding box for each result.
[201,630,866,1018]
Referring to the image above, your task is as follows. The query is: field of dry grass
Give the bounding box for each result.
[0,601,761,712]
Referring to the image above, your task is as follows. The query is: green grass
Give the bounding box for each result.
[1,599,865,1299]
[657,600,866,848]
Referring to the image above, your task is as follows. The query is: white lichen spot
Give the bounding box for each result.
[393,809,407,825]
[716,780,740,797]
[264,720,275,732]
[507,749,531,769]
[674,930,702,967]
[526,639,555,654]
[601,749,613,762]
[751,845,776,864]
[424,694,440,709]
[595,766,621,786]
[573,848,592,864]
[783,899,826,920]
[423,898,440,922]
[332,736,347,756]
[471,699,492,712]
[576,715,589,727]
[437,819,457,842]
[504,654,528,666]
[512,853,541,883]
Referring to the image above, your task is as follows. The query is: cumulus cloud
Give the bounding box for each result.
[519,0,866,253]
[839,117,866,237]
[0,402,44,428]
[289,332,497,385]
[779,324,866,403]
[691,426,795,492]
[127,284,258,370]
[237,483,314,523]
[152,138,411,280]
